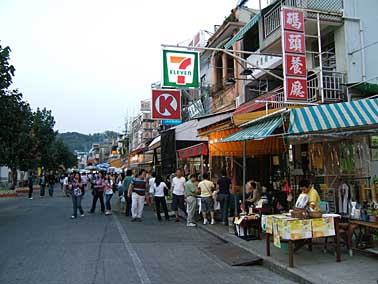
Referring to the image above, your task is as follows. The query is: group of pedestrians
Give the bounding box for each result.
[28,170,56,200]
[124,167,233,227]
[28,167,235,226]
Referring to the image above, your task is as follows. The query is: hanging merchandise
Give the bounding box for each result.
[353,141,369,172]
[328,144,340,175]
[340,143,354,174]
[337,182,350,215]
[309,143,324,170]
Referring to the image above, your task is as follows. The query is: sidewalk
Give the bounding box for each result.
[198,222,378,284]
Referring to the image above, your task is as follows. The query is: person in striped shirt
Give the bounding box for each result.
[128,169,148,222]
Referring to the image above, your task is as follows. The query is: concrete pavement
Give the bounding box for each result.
[0,186,297,284]
[198,219,378,284]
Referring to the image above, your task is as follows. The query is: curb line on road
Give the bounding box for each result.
[197,224,328,284]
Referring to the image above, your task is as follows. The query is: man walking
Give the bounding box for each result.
[198,173,215,225]
[39,173,46,197]
[123,170,133,216]
[171,168,187,222]
[47,171,55,197]
[128,169,148,222]
[217,169,232,225]
[185,174,198,227]
[28,171,34,200]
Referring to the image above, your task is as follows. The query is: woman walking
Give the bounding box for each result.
[90,171,106,214]
[152,176,169,221]
[71,172,84,219]
[104,173,113,215]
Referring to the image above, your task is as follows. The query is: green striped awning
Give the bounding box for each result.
[224,13,260,49]
[221,116,282,142]
[288,98,378,135]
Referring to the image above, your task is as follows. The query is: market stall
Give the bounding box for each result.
[262,214,341,267]
[286,98,378,255]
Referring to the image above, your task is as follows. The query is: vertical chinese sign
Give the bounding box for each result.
[282,8,307,101]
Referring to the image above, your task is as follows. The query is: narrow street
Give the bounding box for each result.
[0,186,296,284]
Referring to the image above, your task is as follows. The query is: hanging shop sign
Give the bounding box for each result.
[162,119,182,125]
[151,89,181,120]
[162,49,200,88]
[177,143,208,160]
[188,99,204,118]
[282,8,308,101]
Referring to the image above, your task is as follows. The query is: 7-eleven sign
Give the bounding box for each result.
[162,49,200,88]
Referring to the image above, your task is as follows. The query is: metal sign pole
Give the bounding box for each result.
[243,140,247,204]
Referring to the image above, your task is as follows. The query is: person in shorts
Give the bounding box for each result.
[171,169,187,222]
[198,173,215,225]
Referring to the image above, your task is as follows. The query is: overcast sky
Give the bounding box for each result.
[0,0,259,134]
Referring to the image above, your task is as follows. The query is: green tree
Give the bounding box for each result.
[32,108,56,168]
[0,42,15,91]
[0,90,33,188]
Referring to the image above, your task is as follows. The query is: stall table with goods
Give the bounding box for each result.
[234,214,261,240]
[262,214,341,268]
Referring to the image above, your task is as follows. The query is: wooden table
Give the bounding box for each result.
[347,220,378,256]
[265,216,341,268]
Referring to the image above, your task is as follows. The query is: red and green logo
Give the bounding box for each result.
[162,49,200,88]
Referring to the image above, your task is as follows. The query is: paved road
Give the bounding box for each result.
[0,186,297,284]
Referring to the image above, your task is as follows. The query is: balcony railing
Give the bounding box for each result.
[308,71,345,102]
[263,0,343,39]
[255,71,345,107]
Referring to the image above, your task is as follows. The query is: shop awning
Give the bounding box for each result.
[221,116,283,142]
[288,98,378,135]
[348,82,378,96]
[233,87,283,116]
[109,158,122,168]
[149,136,161,149]
[177,143,208,160]
[224,13,260,49]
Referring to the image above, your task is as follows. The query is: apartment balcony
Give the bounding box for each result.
[251,70,345,109]
[260,0,343,53]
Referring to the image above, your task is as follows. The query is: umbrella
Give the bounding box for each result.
[85,165,97,170]
[96,163,110,169]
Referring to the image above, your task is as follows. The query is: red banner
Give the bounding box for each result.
[282,8,308,102]
[177,143,208,160]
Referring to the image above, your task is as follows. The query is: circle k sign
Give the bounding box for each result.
[151,89,181,120]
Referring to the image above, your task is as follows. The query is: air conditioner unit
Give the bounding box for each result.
[236,95,245,108]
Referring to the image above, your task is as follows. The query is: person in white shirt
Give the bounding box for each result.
[171,168,187,222]
[152,176,169,221]
[63,174,69,197]
[148,171,156,210]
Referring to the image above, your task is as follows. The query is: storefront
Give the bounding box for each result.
[128,146,153,173]
[177,143,208,177]
[149,136,162,175]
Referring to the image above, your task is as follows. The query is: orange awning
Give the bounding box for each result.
[109,158,122,168]
[208,128,284,157]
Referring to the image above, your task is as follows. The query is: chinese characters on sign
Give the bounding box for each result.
[283,9,305,32]
[282,8,308,101]
[285,55,306,77]
[284,31,305,54]
[286,78,308,100]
